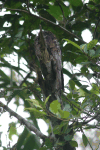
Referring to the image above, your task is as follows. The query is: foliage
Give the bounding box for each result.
[0,0,100,150]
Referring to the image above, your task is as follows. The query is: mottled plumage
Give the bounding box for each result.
[34,27,63,106]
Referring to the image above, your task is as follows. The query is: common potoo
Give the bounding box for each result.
[34,25,64,107]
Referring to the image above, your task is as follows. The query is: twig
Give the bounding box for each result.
[20,71,32,86]
[56,0,67,23]
[27,0,29,11]
[81,128,94,150]
[0,101,47,140]
[4,7,86,43]
[83,112,100,125]
[66,4,86,25]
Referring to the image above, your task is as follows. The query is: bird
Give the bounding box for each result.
[34,25,64,107]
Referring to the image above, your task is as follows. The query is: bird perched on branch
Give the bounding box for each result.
[34,25,64,107]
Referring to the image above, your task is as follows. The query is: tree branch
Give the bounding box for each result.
[0,101,47,140]
[20,71,32,87]
[56,0,67,24]
[4,7,86,43]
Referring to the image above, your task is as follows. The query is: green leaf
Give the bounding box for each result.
[67,93,72,99]
[69,80,75,90]
[80,62,91,65]
[17,127,29,149]
[87,74,93,80]
[88,49,95,57]
[53,125,62,135]
[63,39,81,50]
[93,48,100,58]
[53,123,68,135]
[17,127,41,150]
[48,3,70,20]
[50,100,61,114]
[57,141,65,146]
[70,100,81,112]
[63,68,91,94]
[44,138,53,149]
[47,5,63,20]
[91,83,99,94]
[60,110,70,119]
[64,135,73,141]
[80,44,88,54]
[81,66,89,75]
[70,0,82,6]
[53,121,68,135]
[63,104,72,112]
[26,98,45,109]
[15,27,23,38]
[63,126,71,135]
[23,134,40,150]
[39,10,56,22]
[17,125,40,149]
[25,99,43,109]
[9,123,18,140]
[25,108,47,116]
[70,140,78,147]
[45,95,51,105]
[82,134,88,147]
[87,39,98,50]
[0,69,10,80]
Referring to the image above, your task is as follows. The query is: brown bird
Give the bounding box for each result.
[34,25,64,107]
